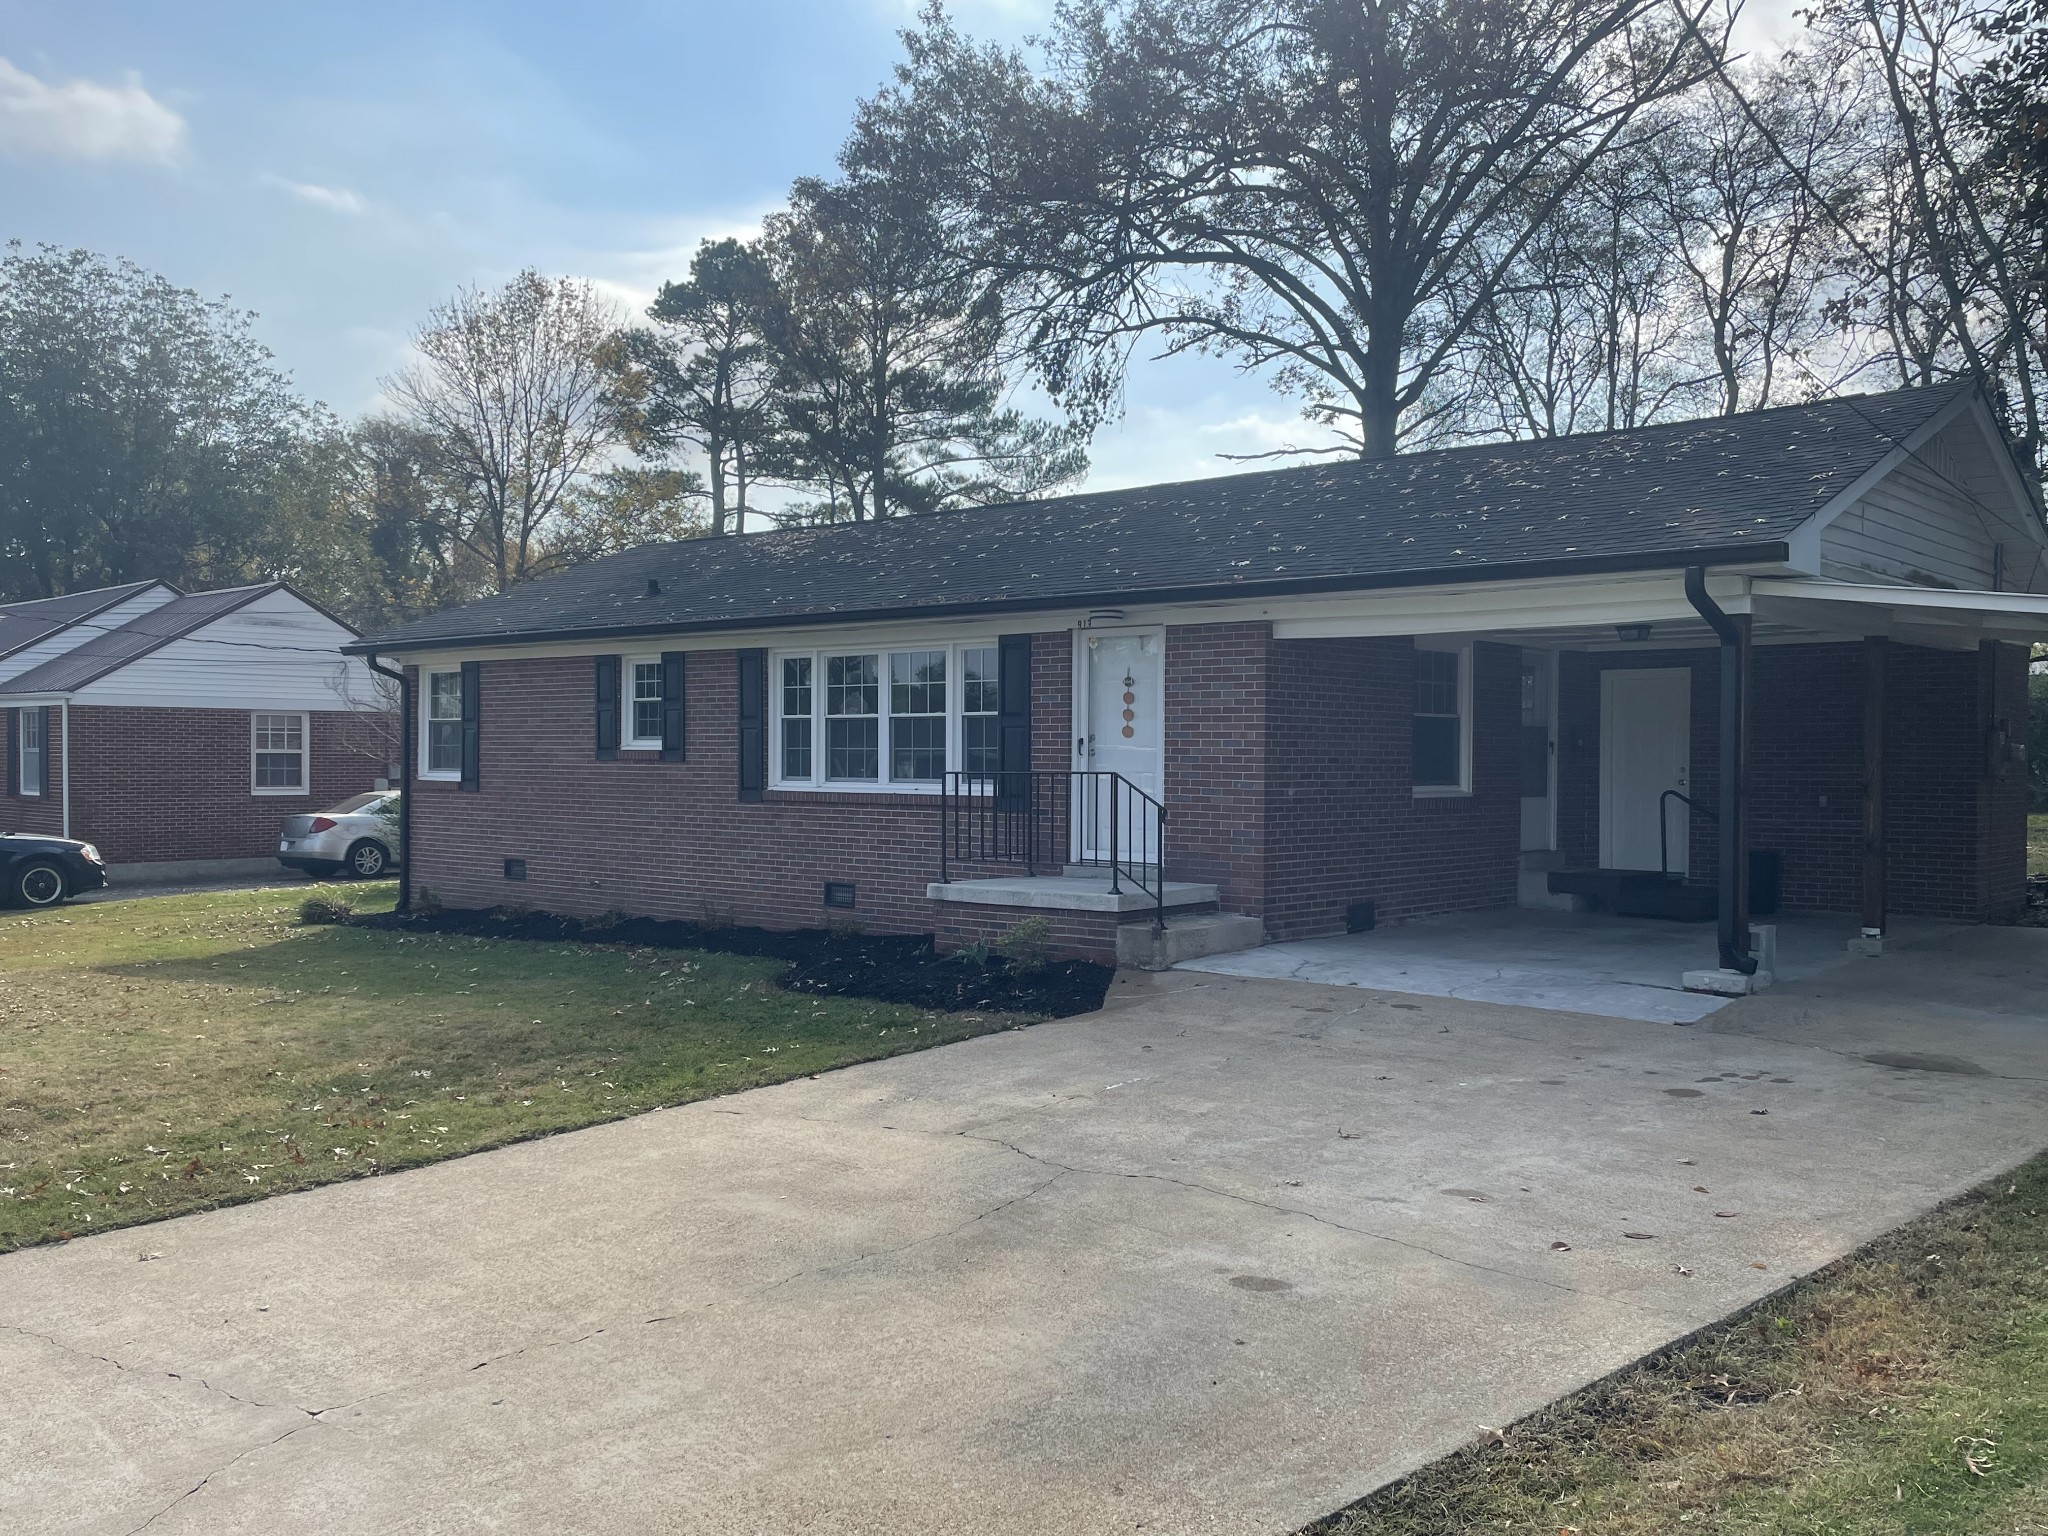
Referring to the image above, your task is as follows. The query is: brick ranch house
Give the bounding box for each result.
[1,582,397,877]
[352,383,2048,980]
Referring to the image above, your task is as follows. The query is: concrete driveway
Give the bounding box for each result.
[6,925,2047,1536]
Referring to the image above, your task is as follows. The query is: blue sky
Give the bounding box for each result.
[0,0,1803,493]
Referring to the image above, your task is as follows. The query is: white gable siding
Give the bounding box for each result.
[1819,427,2004,589]
[0,584,178,685]
[73,588,389,711]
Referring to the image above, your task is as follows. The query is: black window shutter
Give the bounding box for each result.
[736,648,766,802]
[37,705,52,796]
[4,709,16,797]
[660,651,686,761]
[997,633,1033,810]
[594,654,620,760]
[459,660,481,792]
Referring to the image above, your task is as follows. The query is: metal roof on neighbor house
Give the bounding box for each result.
[0,581,166,660]
[352,382,1982,655]
[0,584,285,696]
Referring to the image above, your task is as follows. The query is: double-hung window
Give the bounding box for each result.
[251,712,307,794]
[825,654,880,780]
[1412,644,1471,793]
[424,669,463,778]
[774,641,1003,790]
[17,709,44,797]
[961,646,1000,776]
[626,658,664,748]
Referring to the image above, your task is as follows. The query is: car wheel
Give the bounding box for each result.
[344,840,390,879]
[12,860,67,908]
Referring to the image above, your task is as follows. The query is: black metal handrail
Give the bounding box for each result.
[1659,788,1718,879]
[939,770,1168,931]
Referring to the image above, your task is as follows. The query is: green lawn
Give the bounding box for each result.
[0,883,1028,1252]
[1309,1155,2048,1536]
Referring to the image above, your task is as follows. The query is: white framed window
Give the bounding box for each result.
[773,640,1003,792]
[1412,642,1472,795]
[17,708,44,797]
[625,657,664,748]
[251,712,308,795]
[422,668,463,779]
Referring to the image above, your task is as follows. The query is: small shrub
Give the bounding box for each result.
[949,937,992,966]
[995,915,1055,973]
[298,895,354,926]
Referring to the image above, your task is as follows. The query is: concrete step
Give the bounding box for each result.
[1120,912,1265,971]
[929,875,1220,914]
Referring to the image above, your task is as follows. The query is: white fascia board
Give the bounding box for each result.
[1782,388,1982,572]
[1269,569,1754,640]
[1752,576,2048,644]
[380,568,1795,668]
[1963,394,2048,545]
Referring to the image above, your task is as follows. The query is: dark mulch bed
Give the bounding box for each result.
[351,906,1114,1017]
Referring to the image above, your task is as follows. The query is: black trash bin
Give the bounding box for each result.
[1749,849,1783,917]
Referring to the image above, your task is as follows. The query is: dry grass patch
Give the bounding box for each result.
[1307,1157,2048,1535]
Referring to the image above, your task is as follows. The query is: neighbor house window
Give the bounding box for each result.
[626,658,663,748]
[424,668,463,778]
[17,709,44,797]
[1412,645,1470,793]
[773,640,1005,791]
[251,712,307,794]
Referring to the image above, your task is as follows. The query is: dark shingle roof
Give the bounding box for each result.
[0,584,281,695]
[0,581,166,661]
[354,384,1974,654]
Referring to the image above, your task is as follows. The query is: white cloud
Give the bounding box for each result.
[262,174,370,216]
[0,55,185,164]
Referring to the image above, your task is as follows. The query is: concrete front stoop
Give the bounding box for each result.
[1117,912,1266,971]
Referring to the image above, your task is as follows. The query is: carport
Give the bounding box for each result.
[1268,569,2048,994]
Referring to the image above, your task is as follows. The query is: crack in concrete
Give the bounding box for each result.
[0,1323,338,1420]
[122,1420,319,1536]
[951,1133,1684,1318]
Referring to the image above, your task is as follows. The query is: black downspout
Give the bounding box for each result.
[365,654,412,915]
[1683,567,1756,975]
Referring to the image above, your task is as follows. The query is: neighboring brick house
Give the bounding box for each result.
[351,383,2048,971]
[1,582,396,875]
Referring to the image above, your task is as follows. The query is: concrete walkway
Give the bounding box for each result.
[1180,907,1951,1023]
[5,924,2047,1535]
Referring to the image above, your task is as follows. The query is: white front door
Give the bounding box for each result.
[1600,667,1691,874]
[1078,630,1163,863]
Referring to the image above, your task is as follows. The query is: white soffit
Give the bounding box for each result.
[1751,577,2048,648]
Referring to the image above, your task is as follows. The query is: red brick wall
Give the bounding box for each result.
[1,705,392,864]
[1263,637,1520,940]
[931,903,1129,966]
[407,635,1075,939]
[1556,640,2024,921]
[1163,622,1270,913]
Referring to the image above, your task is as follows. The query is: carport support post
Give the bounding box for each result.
[1684,567,1757,976]
[1858,636,1888,952]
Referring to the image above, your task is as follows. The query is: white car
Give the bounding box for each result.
[278,792,401,879]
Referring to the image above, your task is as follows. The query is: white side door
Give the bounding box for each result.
[1077,630,1163,864]
[1600,667,1692,874]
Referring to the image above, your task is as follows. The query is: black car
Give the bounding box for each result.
[1,833,110,908]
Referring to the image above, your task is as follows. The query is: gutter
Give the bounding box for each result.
[363,654,412,914]
[342,541,1791,658]
[1683,567,1757,975]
